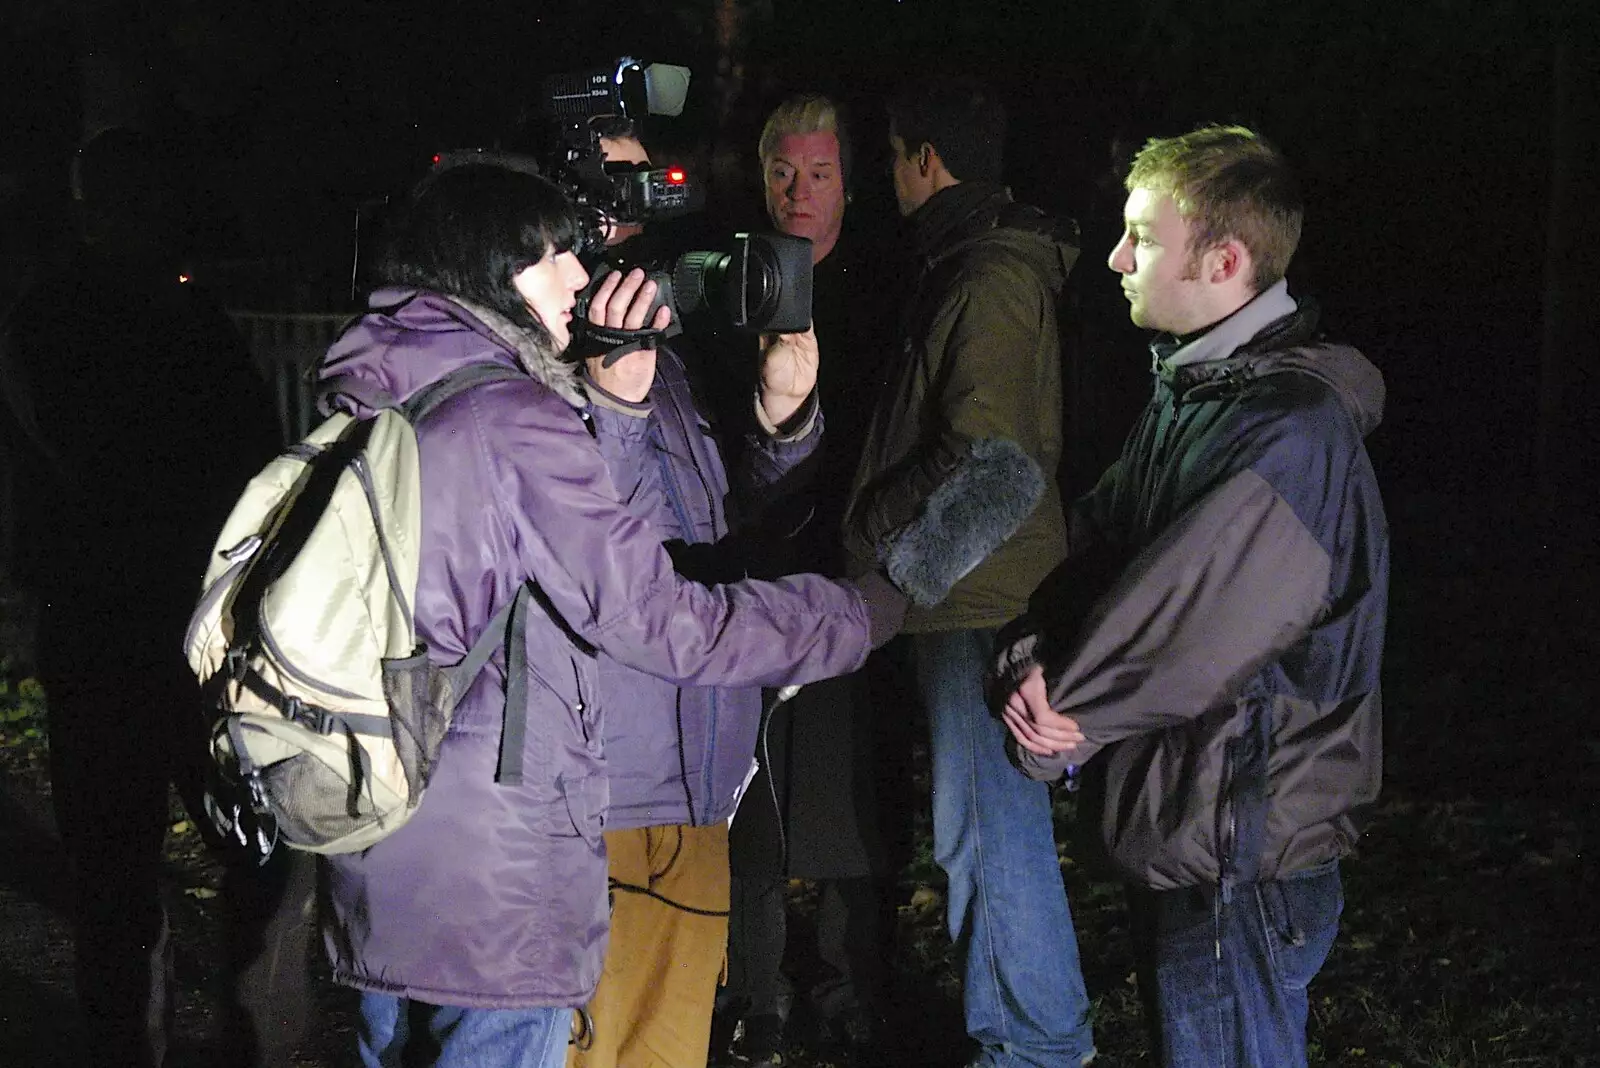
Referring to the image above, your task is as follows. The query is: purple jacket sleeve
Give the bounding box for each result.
[484,382,874,687]
[584,392,661,522]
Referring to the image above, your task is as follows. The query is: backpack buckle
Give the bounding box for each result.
[283,695,336,735]
[224,646,249,685]
[246,772,270,814]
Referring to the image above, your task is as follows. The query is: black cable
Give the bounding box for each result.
[569,1006,595,1051]
[607,877,731,918]
[759,687,788,873]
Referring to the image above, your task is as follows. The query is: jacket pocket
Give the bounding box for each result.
[1257,859,1343,991]
[555,771,608,847]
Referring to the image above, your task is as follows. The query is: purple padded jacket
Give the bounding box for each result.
[314,289,875,1009]
[586,345,822,830]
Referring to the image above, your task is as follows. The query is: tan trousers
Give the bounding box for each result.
[570,824,731,1068]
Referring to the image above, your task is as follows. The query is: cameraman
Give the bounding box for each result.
[569,117,827,1068]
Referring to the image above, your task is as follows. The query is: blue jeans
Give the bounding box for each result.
[357,992,572,1068]
[1128,861,1343,1068]
[912,628,1096,1067]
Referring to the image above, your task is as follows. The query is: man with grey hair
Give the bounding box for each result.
[719,92,901,1068]
[756,93,852,265]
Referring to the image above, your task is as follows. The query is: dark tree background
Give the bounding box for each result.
[3,0,1597,806]
[2,3,1598,1064]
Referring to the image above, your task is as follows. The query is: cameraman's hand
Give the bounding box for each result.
[585,268,671,403]
[757,326,819,428]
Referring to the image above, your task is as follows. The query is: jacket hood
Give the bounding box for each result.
[1267,343,1387,437]
[316,287,585,415]
[1167,293,1386,437]
[910,182,1079,297]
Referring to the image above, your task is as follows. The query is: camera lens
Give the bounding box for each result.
[669,235,811,333]
[671,251,728,321]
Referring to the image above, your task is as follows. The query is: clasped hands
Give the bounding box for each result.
[1000,664,1085,757]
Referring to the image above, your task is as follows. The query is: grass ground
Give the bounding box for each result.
[2,685,1595,1066]
[1,487,1596,1066]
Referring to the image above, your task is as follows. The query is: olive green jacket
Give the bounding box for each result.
[843,182,1079,632]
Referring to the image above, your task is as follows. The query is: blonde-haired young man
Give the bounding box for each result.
[998,126,1388,1067]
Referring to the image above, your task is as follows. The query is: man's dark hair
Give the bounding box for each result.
[886,78,1006,183]
[589,115,640,143]
[374,165,580,345]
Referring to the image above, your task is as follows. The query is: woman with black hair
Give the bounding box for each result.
[312,162,903,1068]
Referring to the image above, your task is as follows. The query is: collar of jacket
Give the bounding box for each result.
[1153,285,1323,400]
[1152,279,1297,370]
[448,295,586,407]
[906,180,1011,262]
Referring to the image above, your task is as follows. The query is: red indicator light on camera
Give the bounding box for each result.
[666,168,686,184]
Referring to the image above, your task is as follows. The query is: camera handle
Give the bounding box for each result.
[574,320,668,369]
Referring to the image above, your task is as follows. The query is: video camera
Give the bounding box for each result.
[541,57,702,237]
[534,57,812,337]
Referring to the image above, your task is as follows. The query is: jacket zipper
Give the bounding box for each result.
[571,659,590,745]
[1142,388,1181,535]
[1218,738,1238,907]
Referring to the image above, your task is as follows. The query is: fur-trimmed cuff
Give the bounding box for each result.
[753,388,819,441]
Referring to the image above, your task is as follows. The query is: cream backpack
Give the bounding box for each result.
[184,363,530,857]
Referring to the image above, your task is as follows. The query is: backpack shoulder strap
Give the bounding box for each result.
[402,363,527,425]
[441,582,534,787]
[407,364,538,787]
[443,584,524,699]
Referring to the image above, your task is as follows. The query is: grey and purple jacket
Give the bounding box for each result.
[314,289,880,1009]
[585,344,822,829]
[997,281,1388,893]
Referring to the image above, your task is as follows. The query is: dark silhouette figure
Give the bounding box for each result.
[0,127,308,1067]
